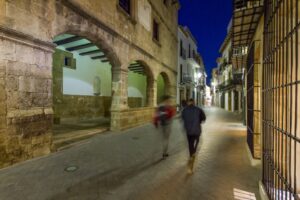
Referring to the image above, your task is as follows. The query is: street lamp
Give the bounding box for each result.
[197,72,202,79]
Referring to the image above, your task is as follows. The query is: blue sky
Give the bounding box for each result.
[178,0,232,83]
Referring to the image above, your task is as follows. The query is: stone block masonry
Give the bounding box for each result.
[0,35,54,167]
[0,0,179,168]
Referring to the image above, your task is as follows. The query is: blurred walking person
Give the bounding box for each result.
[181,98,206,174]
[153,95,176,159]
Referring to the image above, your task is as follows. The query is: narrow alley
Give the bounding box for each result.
[0,107,261,200]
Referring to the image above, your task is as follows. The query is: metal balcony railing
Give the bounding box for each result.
[234,0,263,10]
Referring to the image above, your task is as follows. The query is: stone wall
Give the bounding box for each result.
[54,95,111,121]
[128,97,143,108]
[54,95,142,121]
[0,0,178,168]
[0,34,53,167]
[111,107,155,131]
[249,16,263,159]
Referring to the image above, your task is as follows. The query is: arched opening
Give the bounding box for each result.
[156,72,171,104]
[127,61,154,108]
[52,34,114,149]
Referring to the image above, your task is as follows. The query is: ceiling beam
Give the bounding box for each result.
[129,63,141,67]
[54,36,83,46]
[91,55,107,59]
[79,49,102,56]
[129,66,143,70]
[66,43,95,51]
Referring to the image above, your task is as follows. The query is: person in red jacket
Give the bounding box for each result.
[153,95,176,159]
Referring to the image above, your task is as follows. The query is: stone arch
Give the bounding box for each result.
[51,29,126,142]
[156,71,172,104]
[51,29,121,70]
[126,59,156,107]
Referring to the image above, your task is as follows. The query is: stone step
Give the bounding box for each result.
[52,127,109,151]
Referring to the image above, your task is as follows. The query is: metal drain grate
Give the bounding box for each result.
[64,166,79,172]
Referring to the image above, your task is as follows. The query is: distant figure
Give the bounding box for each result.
[153,95,176,159]
[181,98,206,174]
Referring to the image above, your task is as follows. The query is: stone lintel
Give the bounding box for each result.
[0,26,55,53]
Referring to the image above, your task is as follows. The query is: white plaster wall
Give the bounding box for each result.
[225,92,229,110]
[56,45,112,96]
[62,57,112,96]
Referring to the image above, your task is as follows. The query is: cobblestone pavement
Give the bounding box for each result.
[0,107,261,200]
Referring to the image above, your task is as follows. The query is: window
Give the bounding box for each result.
[64,57,71,67]
[180,64,183,83]
[188,44,191,58]
[119,0,131,15]
[153,20,159,42]
[193,50,195,58]
[180,40,183,56]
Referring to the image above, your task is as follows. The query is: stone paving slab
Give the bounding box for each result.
[0,107,261,200]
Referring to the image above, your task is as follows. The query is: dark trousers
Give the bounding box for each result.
[187,135,200,157]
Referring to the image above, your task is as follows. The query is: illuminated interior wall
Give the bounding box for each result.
[127,71,147,107]
[55,46,112,96]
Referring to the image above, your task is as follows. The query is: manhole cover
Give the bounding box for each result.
[64,166,79,172]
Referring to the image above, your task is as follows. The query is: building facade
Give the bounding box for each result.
[210,68,219,106]
[177,26,206,108]
[0,0,179,168]
[214,24,243,113]
[231,0,300,199]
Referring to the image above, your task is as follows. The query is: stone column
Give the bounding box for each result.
[0,59,8,167]
[169,84,177,105]
[147,77,156,107]
[231,90,235,112]
[0,34,54,168]
[110,68,128,131]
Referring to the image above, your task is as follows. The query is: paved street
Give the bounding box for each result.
[0,107,261,200]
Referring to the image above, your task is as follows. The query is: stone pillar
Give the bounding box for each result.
[169,84,177,105]
[0,59,8,167]
[110,68,128,131]
[231,90,235,112]
[147,77,157,107]
[238,90,242,112]
[0,34,54,168]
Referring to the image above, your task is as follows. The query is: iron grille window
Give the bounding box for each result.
[153,20,159,42]
[263,0,300,199]
[180,40,183,56]
[119,0,131,15]
[180,64,183,83]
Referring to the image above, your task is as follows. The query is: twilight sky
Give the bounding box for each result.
[178,0,232,84]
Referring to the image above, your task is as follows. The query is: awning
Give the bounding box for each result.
[232,0,263,70]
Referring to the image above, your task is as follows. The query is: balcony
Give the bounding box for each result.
[234,0,263,10]
[232,0,264,69]
[216,75,243,91]
[181,73,193,84]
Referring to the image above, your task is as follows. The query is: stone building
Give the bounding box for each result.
[215,23,243,113]
[0,0,179,168]
[177,26,206,108]
[231,0,300,199]
[210,67,219,106]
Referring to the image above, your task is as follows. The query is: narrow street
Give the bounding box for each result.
[0,107,261,200]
